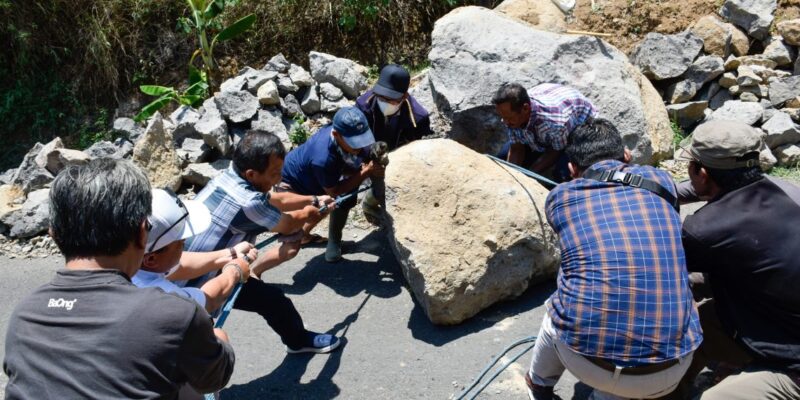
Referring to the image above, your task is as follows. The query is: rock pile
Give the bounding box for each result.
[0,51,369,254]
[632,0,800,170]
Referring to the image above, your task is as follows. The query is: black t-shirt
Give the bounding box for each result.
[3,269,235,399]
[682,176,800,372]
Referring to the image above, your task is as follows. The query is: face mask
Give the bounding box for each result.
[377,99,402,116]
[335,141,362,169]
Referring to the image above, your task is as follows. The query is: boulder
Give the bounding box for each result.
[34,138,64,170]
[730,25,751,56]
[132,112,182,192]
[737,65,762,86]
[288,64,315,87]
[761,111,800,148]
[753,66,791,82]
[113,117,145,143]
[12,143,53,194]
[762,36,796,66]
[251,109,288,139]
[277,75,299,94]
[775,143,800,166]
[309,51,369,99]
[0,184,25,220]
[739,55,778,68]
[718,0,776,40]
[769,76,800,107]
[263,53,291,73]
[280,94,304,118]
[176,137,211,167]
[725,55,742,71]
[195,98,231,156]
[239,67,277,93]
[319,82,344,101]
[84,141,123,159]
[630,31,703,80]
[0,168,17,185]
[220,74,248,93]
[408,71,451,137]
[257,80,281,105]
[719,72,737,88]
[429,7,674,164]
[667,101,709,128]
[760,143,777,170]
[666,55,724,104]
[740,92,760,102]
[182,159,231,187]
[214,90,259,123]
[300,85,321,115]
[170,105,202,144]
[709,100,764,125]
[44,148,90,175]
[494,0,567,32]
[777,19,800,46]
[691,15,733,57]
[1,189,50,238]
[114,137,134,159]
[385,139,559,325]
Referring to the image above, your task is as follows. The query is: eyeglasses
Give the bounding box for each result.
[147,189,189,253]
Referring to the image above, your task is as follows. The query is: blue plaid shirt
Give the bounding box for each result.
[185,166,281,253]
[509,83,597,152]
[546,160,702,366]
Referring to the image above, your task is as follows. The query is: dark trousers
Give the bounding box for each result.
[233,277,308,349]
[496,141,571,183]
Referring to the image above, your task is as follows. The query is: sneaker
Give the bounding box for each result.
[525,372,554,400]
[286,332,341,354]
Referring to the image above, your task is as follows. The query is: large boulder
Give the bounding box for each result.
[309,51,369,99]
[494,0,567,32]
[428,6,673,164]
[214,90,259,123]
[44,149,90,175]
[132,113,182,191]
[690,15,733,58]
[719,0,777,40]
[385,139,560,325]
[777,18,800,46]
[630,31,703,81]
[709,100,764,125]
[666,55,725,104]
[1,189,50,239]
[12,143,53,195]
[195,98,231,156]
[761,111,800,148]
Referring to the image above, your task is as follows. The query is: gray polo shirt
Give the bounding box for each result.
[3,269,234,399]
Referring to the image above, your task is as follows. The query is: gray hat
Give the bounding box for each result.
[675,120,763,169]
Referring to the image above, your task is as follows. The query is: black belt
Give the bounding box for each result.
[583,168,679,212]
[585,356,680,376]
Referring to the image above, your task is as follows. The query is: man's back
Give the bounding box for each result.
[547,159,702,366]
[4,269,234,400]
[683,176,800,371]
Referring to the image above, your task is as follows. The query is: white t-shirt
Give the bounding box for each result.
[132,270,207,309]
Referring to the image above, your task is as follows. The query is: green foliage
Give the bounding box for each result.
[769,165,800,182]
[289,115,309,147]
[75,109,119,150]
[135,79,209,122]
[670,119,686,148]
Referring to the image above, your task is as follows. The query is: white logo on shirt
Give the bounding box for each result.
[48,298,77,311]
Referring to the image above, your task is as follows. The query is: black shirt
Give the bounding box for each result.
[355,89,432,151]
[682,177,800,372]
[3,269,235,399]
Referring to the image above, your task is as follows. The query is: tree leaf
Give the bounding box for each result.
[184,80,209,97]
[203,0,224,19]
[139,85,175,97]
[188,65,206,86]
[213,14,255,43]
[134,95,173,122]
[180,95,204,106]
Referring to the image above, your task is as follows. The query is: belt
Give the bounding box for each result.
[585,356,680,376]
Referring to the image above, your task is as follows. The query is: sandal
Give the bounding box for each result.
[301,233,328,247]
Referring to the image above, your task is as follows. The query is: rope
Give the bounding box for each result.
[455,336,538,400]
[485,154,558,189]
[318,185,372,213]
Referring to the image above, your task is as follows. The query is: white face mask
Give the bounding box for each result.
[377,99,401,116]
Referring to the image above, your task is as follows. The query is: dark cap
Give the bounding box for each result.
[332,106,375,149]
[373,64,410,100]
[675,120,763,169]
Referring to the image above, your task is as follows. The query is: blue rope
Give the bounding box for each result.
[486,154,559,189]
[318,185,372,213]
[455,336,538,400]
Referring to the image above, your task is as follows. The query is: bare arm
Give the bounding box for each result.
[250,241,301,278]
[270,206,320,234]
[325,160,383,197]
[529,149,560,173]
[269,192,334,212]
[167,242,256,281]
[200,265,244,313]
[507,143,527,166]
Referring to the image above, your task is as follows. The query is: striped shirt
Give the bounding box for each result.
[186,166,281,253]
[509,83,597,152]
[546,159,702,366]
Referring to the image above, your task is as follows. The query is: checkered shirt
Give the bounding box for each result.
[546,159,702,366]
[185,166,281,253]
[508,83,597,152]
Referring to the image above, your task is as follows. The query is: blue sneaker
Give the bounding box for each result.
[286,332,341,354]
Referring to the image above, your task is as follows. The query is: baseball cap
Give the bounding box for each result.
[373,64,410,100]
[675,120,763,169]
[332,106,375,149]
[146,189,212,253]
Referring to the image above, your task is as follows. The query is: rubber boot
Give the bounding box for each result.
[325,207,349,263]
[361,188,382,226]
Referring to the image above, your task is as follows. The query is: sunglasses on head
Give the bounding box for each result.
[147,189,189,253]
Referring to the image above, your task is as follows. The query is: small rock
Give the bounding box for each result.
[319,82,344,101]
[251,109,288,139]
[239,67,276,93]
[762,36,796,66]
[724,55,741,71]
[34,138,64,170]
[629,31,704,80]
[718,0,777,40]
[753,67,791,82]
[112,117,144,143]
[775,143,800,166]
[45,149,90,175]
[739,55,778,69]
[288,64,315,87]
[220,74,248,93]
[719,72,737,88]
[280,94,304,118]
[777,19,800,46]
[736,65,762,86]
[761,111,800,148]
[214,90,259,123]
[12,143,54,194]
[176,137,211,167]
[691,15,733,57]
[257,80,281,105]
[760,145,777,171]
[182,159,231,187]
[730,25,751,56]
[709,100,764,125]
[740,92,760,102]
[300,85,321,115]
[277,74,299,94]
[170,105,202,144]
[666,101,709,128]
[132,112,182,192]
[666,56,725,104]
[768,76,800,107]
[309,51,369,99]
[195,98,231,156]
[1,189,51,239]
[263,53,291,73]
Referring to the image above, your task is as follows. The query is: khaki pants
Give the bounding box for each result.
[700,369,800,400]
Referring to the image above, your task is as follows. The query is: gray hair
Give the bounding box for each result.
[50,158,152,260]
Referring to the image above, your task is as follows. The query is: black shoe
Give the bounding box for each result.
[525,372,554,400]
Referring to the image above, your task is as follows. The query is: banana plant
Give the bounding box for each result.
[133,67,208,122]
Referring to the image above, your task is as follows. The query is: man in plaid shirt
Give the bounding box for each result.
[525,119,702,400]
[493,82,596,182]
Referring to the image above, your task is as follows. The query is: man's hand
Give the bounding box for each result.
[318,195,335,209]
[233,242,257,262]
[214,328,229,343]
[224,258,251,283]
[362,160,385,178]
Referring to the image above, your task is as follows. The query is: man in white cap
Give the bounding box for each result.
[132,189,255,313]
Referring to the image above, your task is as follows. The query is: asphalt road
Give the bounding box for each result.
[0,225,588,400]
